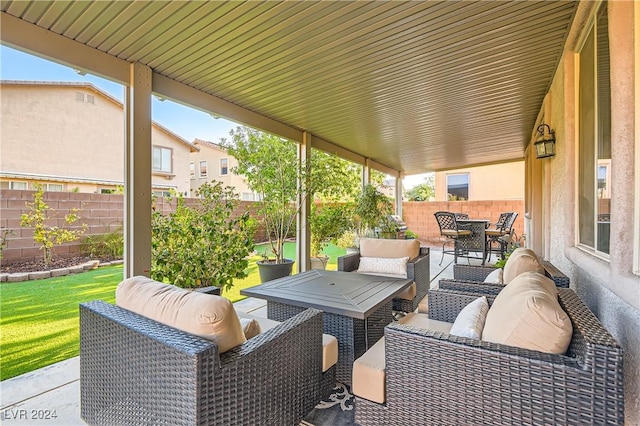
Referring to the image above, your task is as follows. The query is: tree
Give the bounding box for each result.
[151,182,256,292]
[405,175,436,201]
[223,126,358,263]
[20,183,87,267]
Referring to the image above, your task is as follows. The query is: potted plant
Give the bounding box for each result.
[309,203,351,269]
[150,182,256,293]
[224,126,358,282]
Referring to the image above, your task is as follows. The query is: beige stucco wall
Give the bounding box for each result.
[189,140,253,198]
[434,161,524,201]
[530,1,640,422]
[0,82,193,194]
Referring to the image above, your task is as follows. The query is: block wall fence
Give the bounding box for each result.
[1,189,524,265]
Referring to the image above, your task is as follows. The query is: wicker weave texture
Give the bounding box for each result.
[452,260,570,288]
[80,301,326,426]
[355,288,624,425]
[337,247,430,313]
[268,300,392,385]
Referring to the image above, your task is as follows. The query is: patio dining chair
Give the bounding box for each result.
[434,211,472,266]
[485,212,518,261]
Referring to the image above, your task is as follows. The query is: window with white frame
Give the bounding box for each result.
[199,160,208,178]
[9,181,28,190]
[152,146,172,173]
[189,162,195,180]
[44,183,64,192]
[578,5,611,255]
[220,158,228,176]
[446,173,469,201]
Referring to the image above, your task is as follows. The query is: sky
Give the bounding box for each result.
[0,45,429,188]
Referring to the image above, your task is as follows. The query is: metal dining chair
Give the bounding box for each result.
[485,212,518,261]
[434,211,472,266]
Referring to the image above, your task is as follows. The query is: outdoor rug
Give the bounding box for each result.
[301,382,355,426]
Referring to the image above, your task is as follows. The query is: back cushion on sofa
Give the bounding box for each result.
[359,238,420,259]
[502,247,545,283]
[482,272,572,354]
[116,276,246,353]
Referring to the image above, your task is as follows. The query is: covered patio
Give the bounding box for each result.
[1,1,638,424]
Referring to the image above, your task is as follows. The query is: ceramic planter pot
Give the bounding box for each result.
[256,258,294,283]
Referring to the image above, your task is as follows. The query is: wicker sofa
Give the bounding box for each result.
[337,238,430,313]
[354,286,624,425]
[80,290,335,425]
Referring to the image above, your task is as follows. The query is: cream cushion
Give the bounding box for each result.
[449,296,489,340]
[352,313,451,403]
[483,268,504,284]
[236,310,338,372]
[502,248,545,283]
[395,282,416,301]
[238,317,261,340]
[357,256,409,277]
[417,294,429,314]
[482,272,572,354]
[116,276,246,353]
[359,238,420,259]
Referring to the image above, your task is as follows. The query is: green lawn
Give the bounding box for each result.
[0,243,345,380]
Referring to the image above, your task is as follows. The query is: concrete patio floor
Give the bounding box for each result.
[1,249,491,425]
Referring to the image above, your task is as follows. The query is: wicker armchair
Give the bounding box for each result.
[80,301,332,426]
[355,287,624,425]
[448,260,570,289]
[337,244,430,313]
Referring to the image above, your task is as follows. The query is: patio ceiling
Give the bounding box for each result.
[1,1,577,175]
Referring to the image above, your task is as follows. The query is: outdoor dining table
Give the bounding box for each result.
[454,218,490,264]
[241,269,413,385]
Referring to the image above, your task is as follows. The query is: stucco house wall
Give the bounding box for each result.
[189,139,254,198]
[434,161,524,201]
[531,2,640,422]
[0,81,196,194]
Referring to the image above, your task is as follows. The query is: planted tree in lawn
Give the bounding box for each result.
[151,181,256,292]
[20,183,87,267]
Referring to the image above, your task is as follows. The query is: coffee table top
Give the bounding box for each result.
[241,270,413,320]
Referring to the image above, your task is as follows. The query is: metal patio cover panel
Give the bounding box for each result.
[1,1,577,174]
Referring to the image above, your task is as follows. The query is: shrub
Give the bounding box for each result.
[151,182,256,292]
[81,224,124,259]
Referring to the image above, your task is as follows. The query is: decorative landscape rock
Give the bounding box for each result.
[82,260,100,270]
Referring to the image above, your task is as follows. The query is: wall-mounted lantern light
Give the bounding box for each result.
[534,123,556,159]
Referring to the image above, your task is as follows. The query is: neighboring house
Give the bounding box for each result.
[189,138,256,199]
[0,80,197,195]
[434,161,524,201]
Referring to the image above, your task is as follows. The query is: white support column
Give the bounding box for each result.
[296,132,312,273]
[362,158,371,186]
[395,173,404,217]
[124,63,153,277]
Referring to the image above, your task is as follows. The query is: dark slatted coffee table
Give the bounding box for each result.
[241,269,413,384]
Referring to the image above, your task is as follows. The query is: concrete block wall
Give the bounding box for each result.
[0,189,268,265]
[2,189,523,264]
[402,200,525,246]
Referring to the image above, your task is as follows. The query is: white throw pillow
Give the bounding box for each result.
[449,296,489,340]
[484,268,504,284]
[357,256,409,277]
